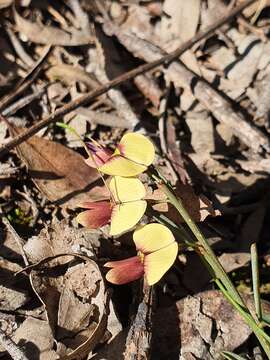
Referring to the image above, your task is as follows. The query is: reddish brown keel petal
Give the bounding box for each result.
[76,201,112,228]
[105,256,144,284]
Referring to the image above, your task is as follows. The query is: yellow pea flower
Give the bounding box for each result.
[105,224,178,285]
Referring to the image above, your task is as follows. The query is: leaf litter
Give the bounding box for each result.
[1,0,270,359]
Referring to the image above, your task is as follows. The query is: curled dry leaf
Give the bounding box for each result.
[14,4,94,46]
[10,126,108,208]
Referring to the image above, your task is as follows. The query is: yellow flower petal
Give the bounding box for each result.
[99,155,147,177]
[110,200,147,236]
[133,223,175,253]
[118,133,155,166]
[109,176,146,203]
[144,242,178,285]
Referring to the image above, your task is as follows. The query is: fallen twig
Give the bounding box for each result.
[0,0,257,158]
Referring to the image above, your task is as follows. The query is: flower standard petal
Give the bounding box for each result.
[99,155,147,177]
[133,223,175,253]
[118,133,155,166]
[110,201,147,236]
[144,242,178,285]
[76,201,112,228]
[105,256,144,284]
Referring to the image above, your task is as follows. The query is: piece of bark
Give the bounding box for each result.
[124,283,154,360]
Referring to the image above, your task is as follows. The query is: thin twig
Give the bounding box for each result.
[0,0,257,158]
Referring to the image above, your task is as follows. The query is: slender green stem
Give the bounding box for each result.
[160,182,245,305]
[222,351,248,360]
[251,243,262,321]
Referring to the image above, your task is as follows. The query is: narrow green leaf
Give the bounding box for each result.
[222,351,247,360]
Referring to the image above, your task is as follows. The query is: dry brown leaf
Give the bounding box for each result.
[0,285,28,311]
[166,116,188,184]
[0,259,29,311]
[247,68,270,120]
[87,39,139,129]
[75,108,133,129]
[14,5,94,46]
[186,111,215,155]
[0,312,17,354]
[0,223,31,311]
[10,126,107,208]
[133,73,162,108]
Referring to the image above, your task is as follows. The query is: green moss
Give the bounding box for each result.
[7,207,32,225]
